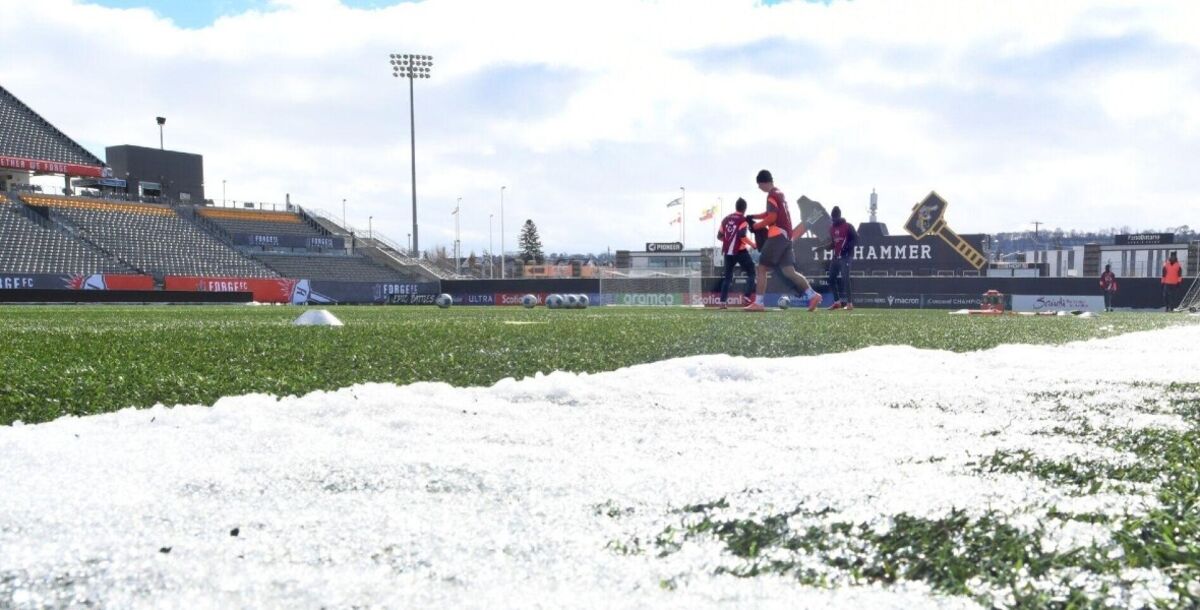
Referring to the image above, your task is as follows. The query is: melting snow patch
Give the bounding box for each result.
[1,326,1197,608]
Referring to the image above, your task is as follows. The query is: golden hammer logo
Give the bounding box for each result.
[903,192,986,269]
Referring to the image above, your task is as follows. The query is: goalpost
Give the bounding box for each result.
[1175,275,1200,312]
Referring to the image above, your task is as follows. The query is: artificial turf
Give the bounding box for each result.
[0,305,1194,425]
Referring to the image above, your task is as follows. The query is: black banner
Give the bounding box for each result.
[233,233,344,250]
[1115,233,1174,246]
[792,233,988,277]
[300,280,439,304]
[646,242,683,252]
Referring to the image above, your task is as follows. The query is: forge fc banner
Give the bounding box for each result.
[0,274,154,291]
[164,276,440,304]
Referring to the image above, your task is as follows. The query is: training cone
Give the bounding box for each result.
[292,309,344,326]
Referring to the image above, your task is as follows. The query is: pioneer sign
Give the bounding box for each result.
[646,242,684,253]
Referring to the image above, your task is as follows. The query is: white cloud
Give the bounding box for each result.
[2,0,1198,254]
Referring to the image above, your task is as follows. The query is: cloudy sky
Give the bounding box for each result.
[2,0,1198,255]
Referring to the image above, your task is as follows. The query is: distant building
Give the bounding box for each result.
[1017,233,1196,278]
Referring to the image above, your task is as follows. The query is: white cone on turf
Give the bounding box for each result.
[292,309,344,326]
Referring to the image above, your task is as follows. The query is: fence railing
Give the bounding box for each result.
[301,207,470,280]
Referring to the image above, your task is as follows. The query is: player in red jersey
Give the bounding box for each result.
[744,169,821,312]
[716,197,757,309]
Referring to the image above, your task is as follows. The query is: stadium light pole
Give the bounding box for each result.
[156,116,165,150]
[222,180,226,207]
[489,213,494,278]
[369,215,374,240]
[390,53,433,258]
[500,186,506,279]
[342,198,347,227]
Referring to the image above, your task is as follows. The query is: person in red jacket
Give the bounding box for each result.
[1099,264,1118,312]
[744,169,821,312]
[1163,252,1183,311]
[716,198,757,309]
[824,206,858,310]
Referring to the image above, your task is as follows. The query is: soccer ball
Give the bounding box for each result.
[578,294,590,309]
[436,293,453,309]
[565,294,580,309]
[521,294,537,308]
[777,295,792,310]
[546,294,564,309]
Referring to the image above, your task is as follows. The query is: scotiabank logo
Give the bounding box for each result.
[496,293,545,305]
[1034,296,1088,310]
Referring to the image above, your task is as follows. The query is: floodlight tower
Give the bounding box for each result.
[389,53,434,256]
[869,188,878,223]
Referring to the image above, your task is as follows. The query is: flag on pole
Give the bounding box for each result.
[698,205,716,221]
[666,197,683,208]
[669,213,681,225]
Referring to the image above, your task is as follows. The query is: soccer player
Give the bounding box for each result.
[744,169,822,312]
[1099,264,1118,312]
[717,197,757,309]
[1163,252,1183,312]
[824,205,858,311]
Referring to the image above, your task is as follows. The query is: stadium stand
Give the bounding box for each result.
[0,85,105,168]
[0,194,133,274]
[20,195,278,278]
[254,253,417,282]
[198,207,328,238]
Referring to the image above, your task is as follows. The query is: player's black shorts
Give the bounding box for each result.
[760,235,795,268]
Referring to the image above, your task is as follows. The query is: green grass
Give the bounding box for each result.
[606,383,1200,609]
[0,305,1193,425]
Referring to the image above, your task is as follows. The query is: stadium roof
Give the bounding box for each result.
[0,84,105,177]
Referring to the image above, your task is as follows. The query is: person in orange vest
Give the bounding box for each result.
[1162,251,1183,311]
[1099,264,1118,312]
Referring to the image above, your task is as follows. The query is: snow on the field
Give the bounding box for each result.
[1,326,1197,609]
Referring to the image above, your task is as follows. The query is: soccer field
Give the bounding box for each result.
[2,306,1199,609]
[0,305,1192,426]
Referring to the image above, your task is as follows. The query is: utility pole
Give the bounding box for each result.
[453,197,462,275]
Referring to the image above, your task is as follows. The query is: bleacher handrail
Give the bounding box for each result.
[303,206,470,280]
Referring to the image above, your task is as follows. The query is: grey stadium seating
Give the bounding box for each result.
[197,207,327,238]
[254,253,417,282]
[21,195,278,278]
[0,85,104,168]
[0,194,132,275]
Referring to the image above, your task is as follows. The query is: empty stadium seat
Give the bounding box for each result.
[23,195,278,278]
[1,85,104,168]
[0,197,133,275]
[254,253,417,282]
[198,207,327,238]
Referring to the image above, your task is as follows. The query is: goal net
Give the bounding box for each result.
[1175,276,1200,312]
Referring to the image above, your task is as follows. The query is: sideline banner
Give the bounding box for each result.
[1011,294,1105,313]
[232,234,344,250]
[165,276,300,303]
[0,273,153,291]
